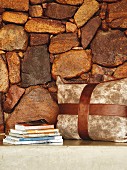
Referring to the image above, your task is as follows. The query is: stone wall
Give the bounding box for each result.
[0,0,127,132]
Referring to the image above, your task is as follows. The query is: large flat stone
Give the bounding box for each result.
[52,49,92,79]
[0,0,29,11]
[25,18,65,34]
[6,86,59,131]
[49,33,79,54]
[0,24,28,51]
[91,30,127,67]
[21,45,51,87]
[45,3,77,19]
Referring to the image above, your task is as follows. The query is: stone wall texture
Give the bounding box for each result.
[0,0,127,133]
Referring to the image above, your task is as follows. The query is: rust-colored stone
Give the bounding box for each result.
[6,52,21,84]
[107,0,127,28]
[109,18,127,29]
[29,5,43,17]
[56,0,83,5]
[74,0,99,28]
[30,0,42,4]
[52,49,92,79]
[0,0,29,11]
[91,30,127,67]
[113,62,127,79]
[2,11,28,24]
[49,33,79,54]
[25,18,65,34]
[81,16,101,49]
[0,55,9,93]
[30,33,49,46]
[3,85,25,113]
[6,86,59,131]
[0,24,28,51]
[45,3,77,19]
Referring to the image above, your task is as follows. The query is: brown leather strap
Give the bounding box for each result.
[78,84,98,140]
[59,103,127,117]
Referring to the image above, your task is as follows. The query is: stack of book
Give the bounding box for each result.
[3,119,63,145]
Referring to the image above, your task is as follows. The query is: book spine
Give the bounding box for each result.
[15,124,54,130]
[6,135,62,141]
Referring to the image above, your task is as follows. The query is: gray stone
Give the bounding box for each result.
[21,45,51,87]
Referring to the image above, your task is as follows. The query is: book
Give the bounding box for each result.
[15,119,54,131]
[5,135,62,141]
[10,128,59,135]
[9,132,61,138]
[3,138,63,145]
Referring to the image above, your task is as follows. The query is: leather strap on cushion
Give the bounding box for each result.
[78,84,98,140]
[59,104,127,117]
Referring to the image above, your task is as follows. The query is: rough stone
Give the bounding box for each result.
[0,0,29,11]
[0,24,28,51]
[45,3,77,20]
[49,33,79,54]
[66,22,77,33]
[109,18,127,29]
[107,0,127,27]
[92,64,116,76]
[81,16,101,49]
[74,0,99,28]
[6,52,21,84]
[113,62,127,79]
[21,45,51,87]
[91,30,127,67]
[0,93,4,133]
[25,18,65,34]
[0,55,9,93]
[2,11,28,24]
[29,5,43,17]
[3,85,25,113]
[30,33,49,46]
[52,49,92,79]
[30,0,42,4]
[55,0,84,5]
[6,86,59,131]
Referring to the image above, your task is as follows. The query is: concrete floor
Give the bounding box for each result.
[0,135,127,170]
